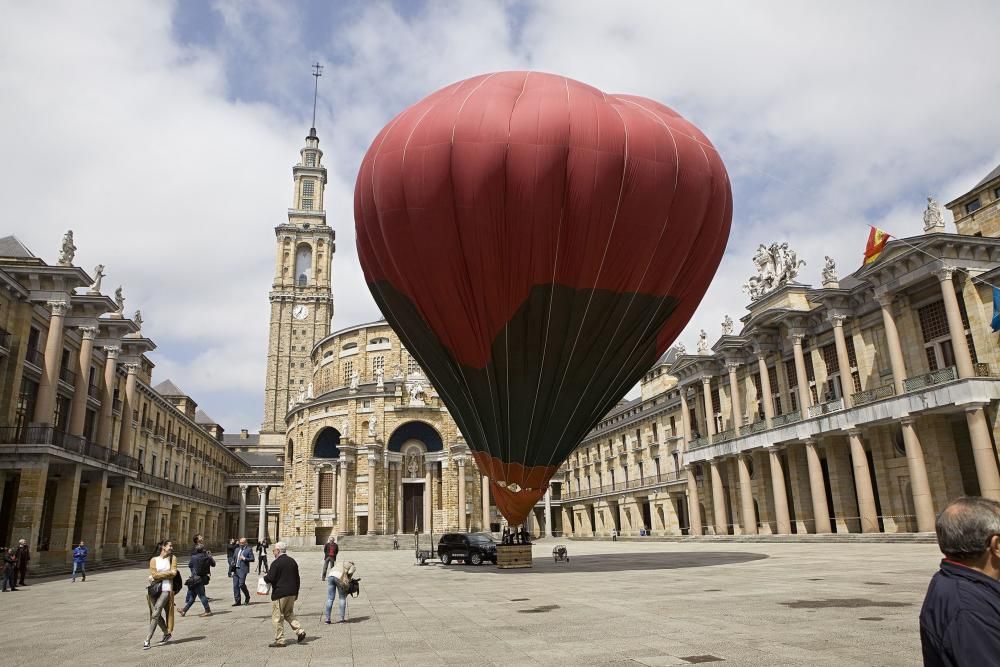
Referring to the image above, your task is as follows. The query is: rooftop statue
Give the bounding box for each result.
[822,256,838,284]
[923,195,945,232]
[58,230,76,266]
[696,329,710,355]
[742,242,807,301]
[721,315,734,336]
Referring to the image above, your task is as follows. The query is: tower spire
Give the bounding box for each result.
[311,62,323,133]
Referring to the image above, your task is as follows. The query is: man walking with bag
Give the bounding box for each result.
[180,545,215,617]
[231,537,254,606]
[71,540,88,582]
[263,542,305,648]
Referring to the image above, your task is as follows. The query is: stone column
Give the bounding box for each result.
[679,389,692,445]
[544,486,553,537]
[899,417,935,532]
[102,480,127,559]
[848,430,879,533]
[701,377,716,441]
[12,461,49,553]
[709,459,727,535]
[33,300,69,425]
[368,454,377,534]
[727,362,743,431]
[257,485,268,542]
[876,294,908,394]
[767,447,791,534]
[117,363,139,457]
[757,353,775,426]
[238,483,248,537]
[791,333,812,412]
[423,464,432,534]
[482,475,491,531]
[685,466,702,536]
[80,471,108,561]
[937,267,975,378]
[96,346,119,448]
[336,459,348,534]
[457,458,467,532]
[736,455,757,535]
[965,406,1000,501]
[395,465,404,534]
[804,440,831,533]
[48,464,83,564]
[830,315,854,407]
[68,326,98,437]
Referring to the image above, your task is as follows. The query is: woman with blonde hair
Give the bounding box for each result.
[145,540,179,650]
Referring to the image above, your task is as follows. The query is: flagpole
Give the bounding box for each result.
[868,225,1000,292]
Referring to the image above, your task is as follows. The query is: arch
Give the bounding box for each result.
[313,427,341,458]
[387,421,443,452]
[295,243,312,284]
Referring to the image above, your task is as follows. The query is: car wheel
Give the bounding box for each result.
[470,552,483,566]
[441,553,451,565]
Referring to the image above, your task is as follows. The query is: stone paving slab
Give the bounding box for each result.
[0,540,939,665]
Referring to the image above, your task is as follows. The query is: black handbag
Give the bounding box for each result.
[147,580,162,598]
[185,574,203,588]
[172,571,183,592]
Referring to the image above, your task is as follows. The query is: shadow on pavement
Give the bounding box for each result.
[345,616,370,623]
[443,551,769,574]
[166,636,206,645]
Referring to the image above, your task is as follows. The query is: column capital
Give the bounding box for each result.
[257,484,268,494]
[790,332,807,345]
[766,445,784,454]
[726,361,741,373]
[701,376,712,386]
[239,483,248,495]
[47,299,70,316]
[103,345,121,358]
[874,291,895,308]
[846,428,863,438]
[802,437,818,446]
[123,362,140,375]
[963,402,988,414]
[828,313,848,327]
[899,415,916,426]
[935,266,956,282]
[78,326,99,340]
[755,350,769,362]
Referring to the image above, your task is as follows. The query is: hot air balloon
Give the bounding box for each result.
[355,71,731,529]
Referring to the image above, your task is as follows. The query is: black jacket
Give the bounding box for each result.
[920,559,1000,666]
[189,551,216,578]
[263,553,300,601]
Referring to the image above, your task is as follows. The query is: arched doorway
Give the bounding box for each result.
[388,421,443,534]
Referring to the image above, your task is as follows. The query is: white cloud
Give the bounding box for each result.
[4,0,999,428]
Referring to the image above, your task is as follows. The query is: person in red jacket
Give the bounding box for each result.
[321,536,339,581]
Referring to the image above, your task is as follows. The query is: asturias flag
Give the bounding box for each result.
[864,227,891,265]
[992,287,1000,333]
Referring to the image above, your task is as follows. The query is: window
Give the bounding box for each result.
[295,244,312,284]
[305,152,316,167]
[342,342,357,351]
[994,186,1000,201]
[151,454,157,475]
[342,360,353,384]
[318,470,334,509]
[965,199,981,214]
[14,378,38,432]
[371,355,384,376]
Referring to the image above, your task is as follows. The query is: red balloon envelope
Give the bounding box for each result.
[355,71,731,527]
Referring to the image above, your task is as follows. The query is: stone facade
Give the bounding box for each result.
[560,165,1000,538]
[0,236,248,571]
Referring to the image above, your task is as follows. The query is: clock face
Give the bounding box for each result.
[292,305,309,320]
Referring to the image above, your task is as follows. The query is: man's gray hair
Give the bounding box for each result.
[936,496,1000,561]
[274,541,288,554]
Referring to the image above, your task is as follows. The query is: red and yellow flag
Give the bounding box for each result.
[863,227,891,265]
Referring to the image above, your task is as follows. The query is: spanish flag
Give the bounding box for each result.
[864,227,891,265]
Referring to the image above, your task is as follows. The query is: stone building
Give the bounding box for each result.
[561,165,1000,538]
[0,235,249,571]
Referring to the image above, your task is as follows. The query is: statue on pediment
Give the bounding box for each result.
[89,264,105,294]
[674,342,686,356]
[721,315,734,336]
[408,381,427,406]
[696,329,710,355]
[58,230,76,266]
[923,195,945,232]
[114,286,125,314]
[821,256,838,284]
[743,242,807,301]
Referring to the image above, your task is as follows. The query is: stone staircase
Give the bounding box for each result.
[335,534,408,551]
[569,532,938,544]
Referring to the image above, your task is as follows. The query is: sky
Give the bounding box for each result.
[2,0,999,433]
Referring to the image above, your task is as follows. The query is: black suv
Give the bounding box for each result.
[437,532,497,566]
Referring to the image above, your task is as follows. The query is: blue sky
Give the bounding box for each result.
[3,0,999,432]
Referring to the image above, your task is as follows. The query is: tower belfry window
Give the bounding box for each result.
[305,152,316,167]
[301,179,315,210]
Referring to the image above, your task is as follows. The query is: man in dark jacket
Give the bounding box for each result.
[263,542,305,648]
[321,535,338,580]
[920,496,1000,666]
[15,539,29,586]
[231,537,254,606]
[180,545,216,617]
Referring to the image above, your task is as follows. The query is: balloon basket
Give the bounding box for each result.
[496,544,533,569]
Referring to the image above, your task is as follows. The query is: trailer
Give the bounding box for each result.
[414,529,438,565]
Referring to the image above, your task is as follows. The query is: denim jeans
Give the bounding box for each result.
[322,556,336,579]
[324,576,347,621]
[71,561,86,580]
[2,569,16,590]
[184,582,210,612]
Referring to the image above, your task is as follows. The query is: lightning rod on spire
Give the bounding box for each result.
[311,62,323,132]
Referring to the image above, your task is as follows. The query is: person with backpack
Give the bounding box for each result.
[324,560,357,624]
[179,545,215,617]
[321,535,339,580]
[71,540,88,582]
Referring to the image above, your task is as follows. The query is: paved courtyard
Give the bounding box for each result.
[0,540,939,666]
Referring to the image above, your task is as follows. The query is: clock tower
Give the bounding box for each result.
[260,125,335,446]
